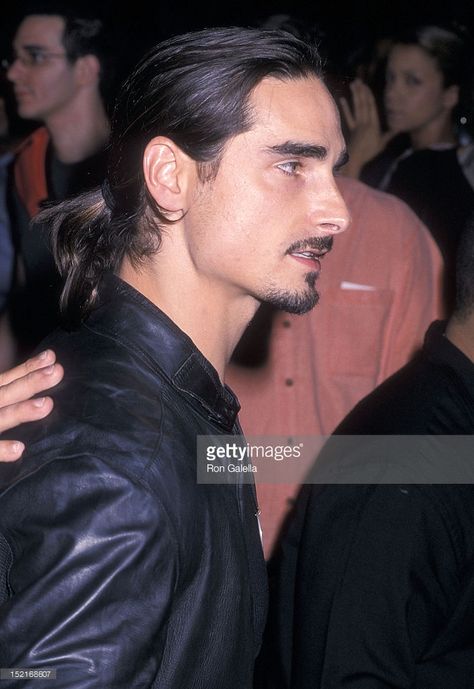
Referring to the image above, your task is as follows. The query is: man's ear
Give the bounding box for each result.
[74,54,101,86]
[443,84,459,111]
[143,137,196,218]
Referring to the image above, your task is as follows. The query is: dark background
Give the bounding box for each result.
[3,0,474,63]
[2,0,474,123]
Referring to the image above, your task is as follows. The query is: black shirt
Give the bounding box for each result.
[361,145,474,314]
[257,322,474,689]
[8,143,108,359]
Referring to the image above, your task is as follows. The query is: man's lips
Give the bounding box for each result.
[14,89,31,101]
[286,236,333,271]
[289,251,323,270]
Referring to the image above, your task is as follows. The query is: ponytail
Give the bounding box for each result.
[35,187,122,326]
[35,179,162,326]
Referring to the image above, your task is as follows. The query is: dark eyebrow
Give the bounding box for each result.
[14,44,48,55]
[265,141,328,160]
[23,44,48,51]
[265,141,349,171]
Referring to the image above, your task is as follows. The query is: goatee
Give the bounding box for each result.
[263,271,320,315]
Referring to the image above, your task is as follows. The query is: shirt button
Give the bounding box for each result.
[285,378,294,386]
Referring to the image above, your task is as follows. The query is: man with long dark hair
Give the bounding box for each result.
[0,27,349,687]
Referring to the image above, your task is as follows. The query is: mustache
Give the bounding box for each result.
[286,235,334,255]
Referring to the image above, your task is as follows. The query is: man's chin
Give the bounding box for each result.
[17,106,37,120]
[262,288,320,315]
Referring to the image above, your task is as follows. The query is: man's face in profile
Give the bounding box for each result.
[7,15,76,123]
[183,75,350,314]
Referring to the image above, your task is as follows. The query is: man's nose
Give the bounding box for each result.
[6,60,22,82]
[312,182,350,235]
[385,78,400,102]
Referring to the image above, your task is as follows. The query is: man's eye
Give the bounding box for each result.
[278,161,301,176]
[28,50,46,64]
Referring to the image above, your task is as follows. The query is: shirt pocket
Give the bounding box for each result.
[325,287,394,379]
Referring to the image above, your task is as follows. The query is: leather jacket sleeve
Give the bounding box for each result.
[0,455,179,688]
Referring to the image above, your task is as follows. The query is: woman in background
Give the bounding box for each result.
[341,23,474,312]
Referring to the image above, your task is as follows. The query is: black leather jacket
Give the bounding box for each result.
[0,275,268,688]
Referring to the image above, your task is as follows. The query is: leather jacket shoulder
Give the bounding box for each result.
[0,275,268,688]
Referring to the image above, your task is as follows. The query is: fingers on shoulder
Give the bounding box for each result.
[0,396,54,434]
[0,350,57,386]
[0,363,64,408]
[0,439,25,462]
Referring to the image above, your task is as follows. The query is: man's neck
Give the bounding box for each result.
[45,94,110,164]
[119,258,260,383]
[445,314,474,363]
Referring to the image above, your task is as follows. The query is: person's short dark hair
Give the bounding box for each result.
[37,26,324,324]
[10,2,118,111]
[454,213,474,320]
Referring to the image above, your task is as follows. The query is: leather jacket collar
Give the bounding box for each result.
[86,273,241,432]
